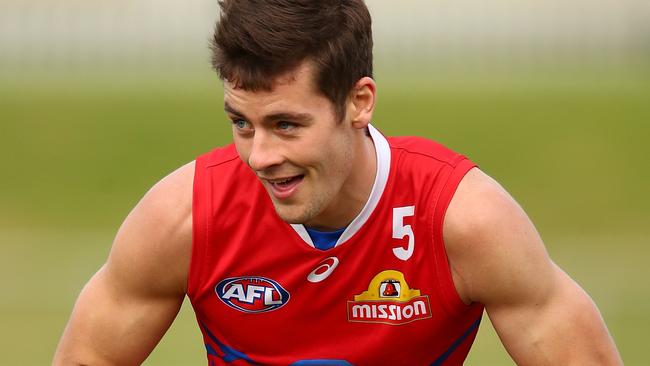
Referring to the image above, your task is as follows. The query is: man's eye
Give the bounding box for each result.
[277,121,295,130]
[233,119,249,129]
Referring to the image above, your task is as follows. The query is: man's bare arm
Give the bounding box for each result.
[53,162,195,365]
[444,168,622,365]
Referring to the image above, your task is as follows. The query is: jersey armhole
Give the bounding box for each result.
[187,155,210,299]
[431,158,478,316]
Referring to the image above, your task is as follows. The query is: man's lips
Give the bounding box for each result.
[264,175,305,199]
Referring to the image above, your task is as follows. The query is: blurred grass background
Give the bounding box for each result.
[1,0,649,365]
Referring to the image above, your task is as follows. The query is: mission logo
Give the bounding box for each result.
[347,270,432,325]
[215,276,290,313]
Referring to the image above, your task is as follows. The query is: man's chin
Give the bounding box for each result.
[275,212,308,225]
[272,203,311,225]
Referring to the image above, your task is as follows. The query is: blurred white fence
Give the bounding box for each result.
[1,0,648,75]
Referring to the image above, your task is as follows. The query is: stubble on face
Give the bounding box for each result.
[271,133,355,227]
[226,61,370,230]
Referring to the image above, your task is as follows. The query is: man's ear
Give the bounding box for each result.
[348,77,376,129]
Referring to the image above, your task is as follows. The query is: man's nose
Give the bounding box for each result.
[247,132,284,171]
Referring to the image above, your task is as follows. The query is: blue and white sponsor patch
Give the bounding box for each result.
[215,276,290,313]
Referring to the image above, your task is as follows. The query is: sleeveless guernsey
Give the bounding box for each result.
[188,125,484,365]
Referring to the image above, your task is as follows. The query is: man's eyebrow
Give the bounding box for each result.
[225,103,312,124]
[224,102,246,118]
[263,112,312,123]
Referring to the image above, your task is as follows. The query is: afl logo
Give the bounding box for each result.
[215,276,290,313]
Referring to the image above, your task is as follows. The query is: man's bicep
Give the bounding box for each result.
[445,168,621,365]
[444,168,555,306]
[54,266,183,365]
[54,162,194,365]
[487,263,621,365]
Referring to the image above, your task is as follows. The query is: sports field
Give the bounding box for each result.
[1,66,648,365]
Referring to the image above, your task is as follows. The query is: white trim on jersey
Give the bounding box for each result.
[291,124,391,248]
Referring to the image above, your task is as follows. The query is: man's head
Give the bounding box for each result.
[211,0,373,121]
[213,1,377,229]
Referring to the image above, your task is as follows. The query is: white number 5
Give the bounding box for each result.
[392,206,415,261]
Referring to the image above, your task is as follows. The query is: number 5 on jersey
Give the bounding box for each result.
[392,206,415,261]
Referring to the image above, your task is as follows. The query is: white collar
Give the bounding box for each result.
[291,124,391,248]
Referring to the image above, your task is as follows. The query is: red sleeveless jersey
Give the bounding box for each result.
[189,126,484,366]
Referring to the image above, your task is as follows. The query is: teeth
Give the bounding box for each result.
[271,177,293,184]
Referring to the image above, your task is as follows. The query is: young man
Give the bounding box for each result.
[54,1,622,365]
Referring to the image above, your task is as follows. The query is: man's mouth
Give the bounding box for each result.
[266,175,304,199]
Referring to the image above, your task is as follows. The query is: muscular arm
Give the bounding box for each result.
[444,168,622,365]
[53,162,195,366]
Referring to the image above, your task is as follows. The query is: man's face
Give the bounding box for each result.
[224,62,358,228]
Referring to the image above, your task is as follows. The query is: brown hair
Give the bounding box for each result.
[211,0,373,120]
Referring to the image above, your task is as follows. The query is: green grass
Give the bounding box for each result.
[0,68,648,365]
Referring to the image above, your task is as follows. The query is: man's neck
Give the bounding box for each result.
[304,131,377,231]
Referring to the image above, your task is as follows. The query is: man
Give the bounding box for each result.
[54,1,623,365]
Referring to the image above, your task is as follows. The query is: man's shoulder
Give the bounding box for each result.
[387,135,469,168]
[443,168,547,303]
[106,160,195,296]
[196,143,240,168]
[147,160,196,211]
[136,160,195,246]
[444,168,516,238]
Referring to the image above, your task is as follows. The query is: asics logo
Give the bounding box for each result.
[307,257,339,283]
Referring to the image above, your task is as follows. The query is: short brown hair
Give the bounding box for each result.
[211,0,373,120]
